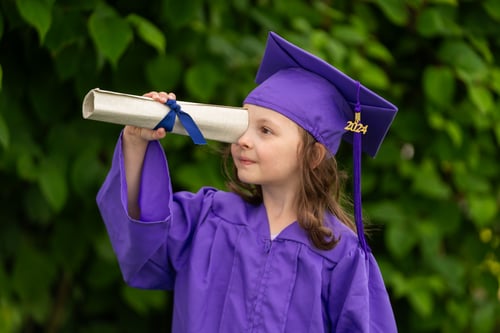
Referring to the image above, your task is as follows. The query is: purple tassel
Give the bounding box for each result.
[354,82,370,254]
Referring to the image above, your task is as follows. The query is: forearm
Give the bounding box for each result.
[122,127,150,219]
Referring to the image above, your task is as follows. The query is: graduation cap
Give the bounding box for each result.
[244,32,398,252]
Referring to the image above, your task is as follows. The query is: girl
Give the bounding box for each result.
[97,32,398,332]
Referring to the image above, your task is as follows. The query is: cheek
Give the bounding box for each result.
[230,144,238,156]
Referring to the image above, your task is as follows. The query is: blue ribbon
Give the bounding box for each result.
[154,99,207,145]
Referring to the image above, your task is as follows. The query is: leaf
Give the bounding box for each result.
[366,200,406,224]
[358,61,390,90]
[416,6,461,37]
[495,119,500,146]
[161,0,204,29]
[472,301,496,333]
[11,242,56,317]
[0,112,9,149]
[0,299,22,333]
[386,221,418,259]
[332,25,367,45]
[483,0,500,20]
[467,84,494,113]
[467,194,498,227]
[88,4,133,67]
[412,159,452,200]
[37,156,67,212]
[372,0,409,26]
[408,285,434,317]
[15,0,53,43]
[444,120,462,147]
[491,68,500,94]
[145,55,182,89]
[429,256,465,294]
[70,145,106,197]
[423,66,455,107]
[438,40,488,81]
[127,14,166,54]
[365,41,394,63]
[121,287,166,315]
[185,62,222,101]
[24,187,53,225]
[0,63,2,91]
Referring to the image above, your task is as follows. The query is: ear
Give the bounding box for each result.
[310,142,327,169]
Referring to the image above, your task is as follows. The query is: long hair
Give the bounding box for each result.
[222,129,355,251]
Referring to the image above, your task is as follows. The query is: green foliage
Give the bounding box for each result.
[0,0,499,332]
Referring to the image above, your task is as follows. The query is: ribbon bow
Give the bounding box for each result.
[154,99,207,145]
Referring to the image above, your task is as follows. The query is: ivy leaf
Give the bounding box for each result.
[127,14,166,54]
[15,0,54,43]
[88,4,133,67]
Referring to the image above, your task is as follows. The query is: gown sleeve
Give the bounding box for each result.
[328,247,397,332]
[96,133,214,290]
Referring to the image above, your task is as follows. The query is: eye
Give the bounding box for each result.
[261,126,273,135]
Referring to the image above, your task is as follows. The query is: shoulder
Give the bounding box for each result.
[175,188,254,226]
[211,190,256,225]
[310,215,364,265]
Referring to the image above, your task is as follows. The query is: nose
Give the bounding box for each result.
[236,128,252,149]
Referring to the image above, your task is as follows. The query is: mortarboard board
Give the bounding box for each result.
[244,32,398,252]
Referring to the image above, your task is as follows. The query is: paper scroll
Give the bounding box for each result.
[82,88,248,143]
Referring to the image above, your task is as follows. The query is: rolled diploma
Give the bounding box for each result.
[82,88,248,143]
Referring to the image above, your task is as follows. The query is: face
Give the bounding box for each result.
[231,104,303,191]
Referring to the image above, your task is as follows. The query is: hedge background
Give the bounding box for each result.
[0,0,499,332]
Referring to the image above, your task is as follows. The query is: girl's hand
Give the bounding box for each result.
[123,91,177,145]
[122,91,176,218]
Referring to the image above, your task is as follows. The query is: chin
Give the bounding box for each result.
[236,172,257,185]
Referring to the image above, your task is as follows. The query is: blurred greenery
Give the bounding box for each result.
[0,0,499,332]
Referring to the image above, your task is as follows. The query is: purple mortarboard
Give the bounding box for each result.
[244,32,398,252]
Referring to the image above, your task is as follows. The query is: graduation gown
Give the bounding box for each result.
[97,134,397,333]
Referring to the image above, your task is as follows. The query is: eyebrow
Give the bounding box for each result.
[254,117,279,128]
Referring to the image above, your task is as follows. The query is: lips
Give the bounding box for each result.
[238,156,255,165]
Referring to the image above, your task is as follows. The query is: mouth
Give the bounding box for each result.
[237,157,255,165]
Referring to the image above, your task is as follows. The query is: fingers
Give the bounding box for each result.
[143,91,176,104]
[123,126,167,143]
[150,127,166,140]
[123,90,174,143]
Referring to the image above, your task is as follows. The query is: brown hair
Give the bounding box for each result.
[222,129,356,251]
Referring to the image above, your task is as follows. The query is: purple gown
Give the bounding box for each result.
[97,134,397,332]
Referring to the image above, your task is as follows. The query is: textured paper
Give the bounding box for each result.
[82,88,248,143]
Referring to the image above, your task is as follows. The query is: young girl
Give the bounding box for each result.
[97,32,398,332]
